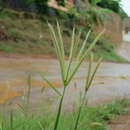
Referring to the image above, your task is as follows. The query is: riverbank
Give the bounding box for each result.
[0,9,127,62]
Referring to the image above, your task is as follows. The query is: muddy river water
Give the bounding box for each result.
[0,55,130,112]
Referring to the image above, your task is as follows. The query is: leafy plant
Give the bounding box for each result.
[88,0,102,6]
[0,44,12,52]
[89,0,128,19]
[69,5,109,28]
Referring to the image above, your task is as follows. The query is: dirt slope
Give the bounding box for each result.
[117,42,130,61]
[108,112,130,130]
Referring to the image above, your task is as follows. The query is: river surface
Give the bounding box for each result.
[0,53,130,112]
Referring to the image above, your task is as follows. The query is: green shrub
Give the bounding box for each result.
[89,0,127,19]
[0,44,12,52]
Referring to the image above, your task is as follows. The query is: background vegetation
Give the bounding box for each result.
[0,0,128,62]
[0,99,130,130]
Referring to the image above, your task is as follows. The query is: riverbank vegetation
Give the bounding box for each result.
[0,7,128,62]
[0,98,130,130]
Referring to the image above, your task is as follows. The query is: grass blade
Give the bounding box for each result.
[39,72,62,96]
[73,30,82,58]
[65,27,76,83]
[26,74,32,112]
[87,57,102,89]
[38,121,45,130]
[48,23,65,83]
[85,53,93,90]
[56,21,65,62]
[77,30,91,59]
[9,111,13,130]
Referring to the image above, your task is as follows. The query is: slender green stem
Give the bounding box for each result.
[54,87,66,130]
[10,110,14,130]
[26,74,32,113]
[74,57,102,130]
[74,91,87,130]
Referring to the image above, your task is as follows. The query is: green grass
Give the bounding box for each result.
[0,99,130,130]
[93,39,128,62]
[0,44,12,52]
[0,8,127,62]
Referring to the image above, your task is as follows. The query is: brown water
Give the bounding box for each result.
[0,56,130,112]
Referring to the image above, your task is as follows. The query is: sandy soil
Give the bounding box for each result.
[108,111,130,130]
[117,42,130,61]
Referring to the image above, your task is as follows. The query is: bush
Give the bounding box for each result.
[0,44,12,52]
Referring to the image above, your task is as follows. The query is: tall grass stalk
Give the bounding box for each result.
[74,54,102,130]
[16,74,33,117]
[40,22,104,130]
[9,110,14,130]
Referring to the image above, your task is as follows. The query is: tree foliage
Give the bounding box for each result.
[33,0,49,13]
[0,0,127,19]
[88,0,102,6]
[88,0,127,19]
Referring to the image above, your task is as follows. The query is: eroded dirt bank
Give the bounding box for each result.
[117,42,130,61]
[108,111,130,130]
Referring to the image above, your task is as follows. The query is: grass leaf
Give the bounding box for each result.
[39,72,62,96]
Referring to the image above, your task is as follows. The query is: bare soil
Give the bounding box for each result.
[0,30,9,41]
[108,112,130,130]
[0,52,56,59]
[117,42,130,61]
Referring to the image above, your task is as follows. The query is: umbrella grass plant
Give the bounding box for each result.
[40,22,104,130]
